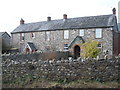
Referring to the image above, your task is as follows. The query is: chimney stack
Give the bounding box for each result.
[20,18,24,25]
[112,8,116,15]
[47,17,51,21]
[63,14,67,20]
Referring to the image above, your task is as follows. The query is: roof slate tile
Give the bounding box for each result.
[11,14,117,33]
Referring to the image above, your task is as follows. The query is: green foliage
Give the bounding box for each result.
[57,78,69,84]
[12,74,34,87]
[81,40,99,58]
[2,76,119,88]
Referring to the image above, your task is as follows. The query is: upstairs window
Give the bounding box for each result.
[21,33,24,41]
[95,29,102,38]
[46,32,50,41]
[64,30,69,39]
[79,29,84,36]
[64,44,68,51]
[32,32,35,39]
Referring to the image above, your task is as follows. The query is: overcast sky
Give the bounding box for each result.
[0,0,119,34]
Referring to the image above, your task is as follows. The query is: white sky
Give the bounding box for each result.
[0,0,120,34]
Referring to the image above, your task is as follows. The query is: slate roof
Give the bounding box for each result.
[11,14,117,34]
[27,42,37,50]
[0,32,11,37]
[68,36,85,48]
[0,32,5,36]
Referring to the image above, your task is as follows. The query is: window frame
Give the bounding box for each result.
[97,43,102,48]
[45,46,50,51]
[45,31,50,41]
[21,33,25,41]
[95,28,102,39]
[31,32,35,39]
[79,29,85,36]
[64,44,68,51]
[63,30,69,39]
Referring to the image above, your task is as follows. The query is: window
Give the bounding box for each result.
[45,46,50,51]
[95,29,102,38]
[32,33,35,39]
[64,44,68,51]
[97,43,102,48]
[64,30,69,39]
[79,30,84,36]
[46,32,50,41]
[21,33,24,41]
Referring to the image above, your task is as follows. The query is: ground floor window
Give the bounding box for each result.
[45,46,50,51]
[97,43,102,48]
[64,44,68,51]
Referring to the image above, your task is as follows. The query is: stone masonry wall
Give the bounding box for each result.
[2,53,119,83]
[12,28,113,58]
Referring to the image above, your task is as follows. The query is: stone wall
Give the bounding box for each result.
[2,51,69,61]
[2,53,119,83]
[11,28,113,58]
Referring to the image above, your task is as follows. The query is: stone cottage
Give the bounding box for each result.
[0,32,11,53]
[11,9,120,58]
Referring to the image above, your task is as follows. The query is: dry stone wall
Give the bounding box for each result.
[2,53,119,83]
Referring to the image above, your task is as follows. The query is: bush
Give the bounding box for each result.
[81,40,99,58]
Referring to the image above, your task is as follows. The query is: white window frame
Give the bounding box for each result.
[64,30,69,39]
[46,32,50,41]
[21,33,24,41]
[64,44,68,51]
[79,29,84,36]
[97,43,102,48]
[95,29,102,38]
[32,32,35,39]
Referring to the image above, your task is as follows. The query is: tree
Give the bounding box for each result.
[81,40,99,59]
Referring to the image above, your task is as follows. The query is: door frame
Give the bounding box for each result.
[73,45,80,59]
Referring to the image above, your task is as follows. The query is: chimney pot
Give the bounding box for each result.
[20,18,24,24]
[63,14,67,20]
[112,8,116,15]
[47,17,51,21]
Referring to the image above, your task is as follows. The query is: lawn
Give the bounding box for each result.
[2,76,119,88]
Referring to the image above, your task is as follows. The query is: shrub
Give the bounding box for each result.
[81,40,99,58]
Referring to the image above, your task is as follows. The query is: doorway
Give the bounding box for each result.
[26,48,30,53]
[74,45,80,59]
